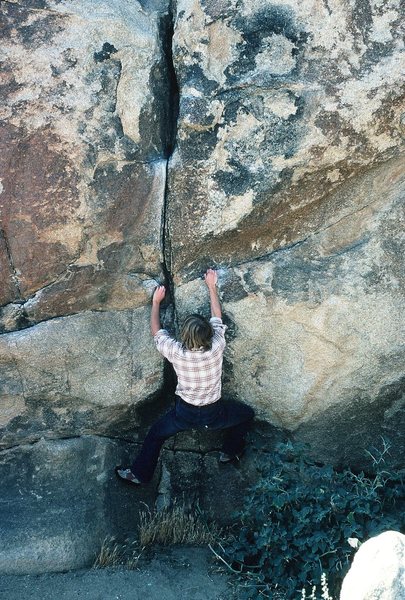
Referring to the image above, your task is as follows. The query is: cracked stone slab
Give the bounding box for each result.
[159,442,267,522]
[167,0,405,278]
[0,0,170,325]
[0,308,163,449]
[0,435,158,575]
[173,156,405,468]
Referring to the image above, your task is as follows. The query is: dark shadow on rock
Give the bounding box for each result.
[293,376,405,471]
[0,436,157,575]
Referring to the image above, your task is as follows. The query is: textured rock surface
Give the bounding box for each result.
[167,0,404,277]
[157,426,274,515]
[340,531,405,600]
[0,427,270,575]
[169,0,405,467]
[175,156,405,467]
[0,0,169,327]
[0,1,170,573]
[0,0,404,576]
[0,435,158,575]
[0,307,163,448]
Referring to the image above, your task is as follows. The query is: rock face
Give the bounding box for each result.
[0,435,159,575]
[167,0,404,277]
[0,308,163,449]
[176,156,404,468]
[0,0,404,575]
[1,0,169,327]
[340,531,405,600]
[0,0,171,574]
[168,0,405,468]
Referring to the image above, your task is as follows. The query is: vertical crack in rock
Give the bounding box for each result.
[1,228,23,301]
[160,1,179,161]
[159,1,179,327]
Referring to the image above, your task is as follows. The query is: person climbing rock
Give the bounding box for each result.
[115,268,254,485]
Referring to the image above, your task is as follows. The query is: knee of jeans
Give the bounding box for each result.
[245,405,255,420]
[148,421,171,439]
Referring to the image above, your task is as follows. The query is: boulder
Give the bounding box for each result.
[169,0,405,467]
[0,308,163,449]
[167,0,404,279]
[0,435,159,575]
[0,0,170,327]
[0,0,404,576]
[0,1,170,572]
[340,531,405,600]
[174,156,404,467]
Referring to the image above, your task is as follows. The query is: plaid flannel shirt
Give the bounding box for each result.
[154,317,227,406]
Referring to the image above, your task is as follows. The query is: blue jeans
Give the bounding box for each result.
[131,396,254,483]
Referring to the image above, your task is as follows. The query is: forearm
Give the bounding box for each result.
[151,303,161,336]
[208,286,222,319]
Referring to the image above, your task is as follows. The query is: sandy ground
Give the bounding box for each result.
[0,548,232,600]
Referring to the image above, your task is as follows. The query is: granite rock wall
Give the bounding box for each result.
[168,0,405,467]
[0,0,171,574]
[0,0,404,574]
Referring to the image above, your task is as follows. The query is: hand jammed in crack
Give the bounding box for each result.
[152,285,166,305]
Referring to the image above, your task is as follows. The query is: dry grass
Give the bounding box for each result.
[93,536,143,569]
[93,504,221,569]
[138,503,221,547]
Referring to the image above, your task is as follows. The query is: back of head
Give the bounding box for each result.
[180,314,213,351]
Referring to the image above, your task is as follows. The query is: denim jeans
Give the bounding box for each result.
[131,396,254,483]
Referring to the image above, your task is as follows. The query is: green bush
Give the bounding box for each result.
[221,440,405,599]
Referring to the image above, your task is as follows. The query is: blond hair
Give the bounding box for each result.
[180,314,213,351]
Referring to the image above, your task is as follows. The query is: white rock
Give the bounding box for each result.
[340,531,405,600]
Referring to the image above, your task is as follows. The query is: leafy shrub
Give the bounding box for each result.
[220,440,404,599]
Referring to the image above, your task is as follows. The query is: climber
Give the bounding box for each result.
[115,268,254,485]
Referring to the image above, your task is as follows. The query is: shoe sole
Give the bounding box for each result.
[219,455,239,464]
[219,451,245,464]
[114,466,141,486]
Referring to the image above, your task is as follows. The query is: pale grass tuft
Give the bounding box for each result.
[93,536,144,569]
[300,573,334,600]
[138,503,221,547]
[320,572,334,600]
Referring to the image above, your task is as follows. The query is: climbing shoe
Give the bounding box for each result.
[219,452,243,464]
[115,466,141,485]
